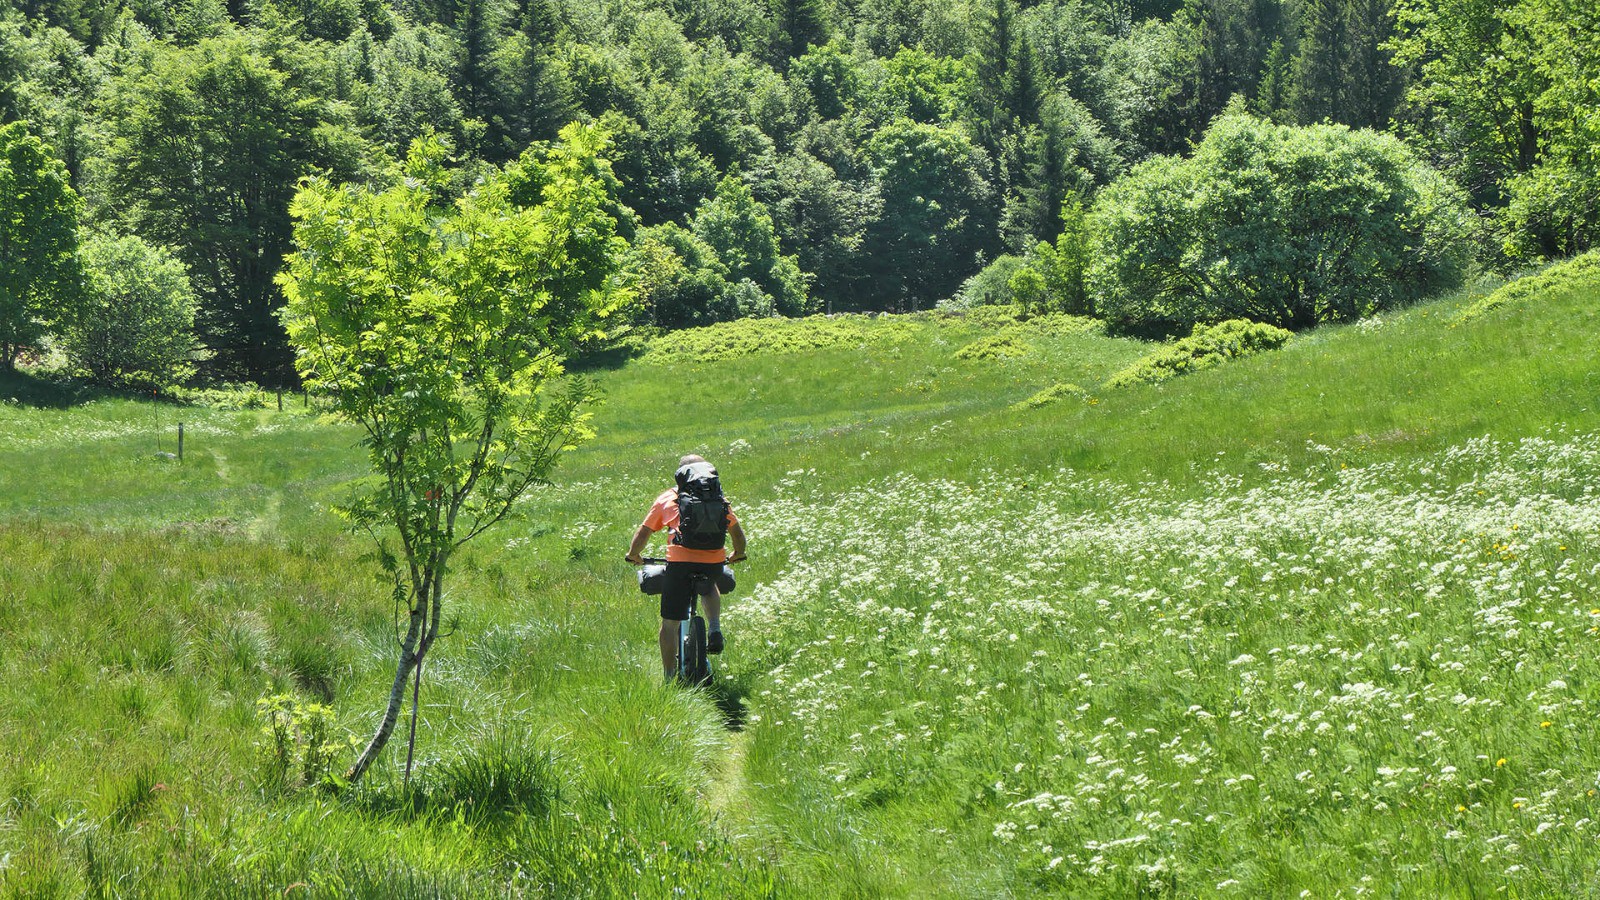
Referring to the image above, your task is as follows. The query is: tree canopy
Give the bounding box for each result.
[0,0,1592,382]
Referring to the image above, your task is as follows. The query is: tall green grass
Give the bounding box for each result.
[0,276,1595,895]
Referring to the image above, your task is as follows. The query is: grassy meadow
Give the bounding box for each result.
[1,275,1599,896]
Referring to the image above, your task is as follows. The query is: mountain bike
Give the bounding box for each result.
[635,557,735,687]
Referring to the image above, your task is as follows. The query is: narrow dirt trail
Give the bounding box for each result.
[701,687,786,863]
[705,725,752,819]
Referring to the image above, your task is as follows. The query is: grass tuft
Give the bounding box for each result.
[393,735,562,824]
[97,764,163,828]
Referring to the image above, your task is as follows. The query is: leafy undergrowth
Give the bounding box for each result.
[639,313,921,363]
[1456,250,1600,324]
[1012,382,1093,411]
[953,314,1101,362]
[954,332,1029,360]
[639,308,1099,367]
[0,274,1597,896]
[1105,319,1293,387]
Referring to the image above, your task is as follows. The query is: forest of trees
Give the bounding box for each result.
[0,0,1595,386]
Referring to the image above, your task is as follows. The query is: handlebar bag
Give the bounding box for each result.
[638,564,667,595]
[636,563,736,596]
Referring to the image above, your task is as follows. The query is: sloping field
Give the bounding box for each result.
[0,276,1597,896]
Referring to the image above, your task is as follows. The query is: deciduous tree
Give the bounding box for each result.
[764,150,882,313]
[100,32,358,385]
[1090,111,1472,333]
[278,125,629,785]
[1389,0,1542,207]
[864,119,998,311]
[692,174,811,316]
[0,120,81,370]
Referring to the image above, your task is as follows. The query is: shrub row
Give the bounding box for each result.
[639,313,917,364]
[951,313,1100,361]
[954,333,1028,360]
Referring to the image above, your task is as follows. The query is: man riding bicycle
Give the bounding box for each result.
[626,455,747,680]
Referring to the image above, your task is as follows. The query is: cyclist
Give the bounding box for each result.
[626,455,747,680]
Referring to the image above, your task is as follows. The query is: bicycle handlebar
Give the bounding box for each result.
[631,555,745,565]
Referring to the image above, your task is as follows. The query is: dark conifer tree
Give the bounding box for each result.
[0,21,24,124]
[1336,0,1404,128]
[1288,0,1403,128]
[1255,37,1292,119]
[770,0,831,70]
[1000,94,1108,249]
[454,0,510,155]
[507,0,573,146]
[974,0,1018,139]
[1289,0,1343,122]
[1191,0,1284,127]
[1009,34,1042,127]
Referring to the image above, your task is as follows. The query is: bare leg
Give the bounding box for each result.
[659,618,680,678]
[702,585,721,629]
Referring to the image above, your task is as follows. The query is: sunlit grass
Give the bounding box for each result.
[0,276,1595,894]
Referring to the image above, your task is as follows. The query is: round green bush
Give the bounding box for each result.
[1089,112,1473,335]
[63,233,198,388]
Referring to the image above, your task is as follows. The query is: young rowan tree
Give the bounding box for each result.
[278,124,630,785]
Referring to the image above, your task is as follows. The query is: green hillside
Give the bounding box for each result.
[1,273,1598,896]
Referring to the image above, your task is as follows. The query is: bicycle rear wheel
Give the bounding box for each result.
[686,616,710,685]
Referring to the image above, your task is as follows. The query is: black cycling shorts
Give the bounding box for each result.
[660,561,725,621]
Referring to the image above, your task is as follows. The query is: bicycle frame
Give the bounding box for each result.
[638,556,731,685]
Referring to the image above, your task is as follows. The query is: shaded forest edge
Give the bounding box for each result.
[0,0,1595,387]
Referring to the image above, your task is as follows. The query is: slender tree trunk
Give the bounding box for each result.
[403,655,424,787]
[345,580,430,784]
[346,559,449,786]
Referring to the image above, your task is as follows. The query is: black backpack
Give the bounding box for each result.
[673,462,729,551]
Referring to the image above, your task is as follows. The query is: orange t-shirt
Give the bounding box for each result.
[643,489,738,563]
